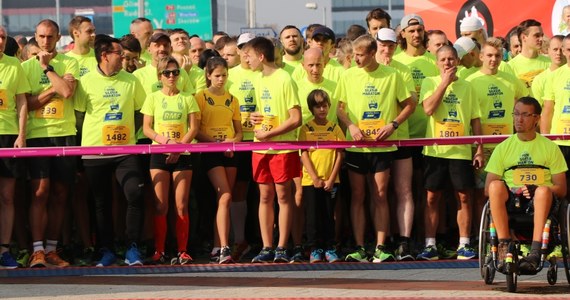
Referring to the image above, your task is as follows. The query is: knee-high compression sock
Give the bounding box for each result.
[176,215,189,253]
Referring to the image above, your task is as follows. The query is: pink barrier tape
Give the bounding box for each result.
[2,134,570,158]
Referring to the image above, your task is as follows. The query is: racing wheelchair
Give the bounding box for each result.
[478,192,570,292]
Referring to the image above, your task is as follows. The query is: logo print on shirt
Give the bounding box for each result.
[518,151,534,166]
[487,84,504,109]
[363,83,380,109]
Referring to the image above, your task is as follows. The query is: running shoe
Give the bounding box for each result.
[0,252,18,269]
[96,249,116,267]
[219,246,234,264]
[519,253,540,272]
[46,250,70,267]
[345,247,368,262]
[289,245,306,263]
[210,249,221,264]
[457,244,477,260]
[372,245,395,263]
[29,250,47,268]
[124,243,143,266]
[178,252,193,265]
[74,247,95,267]
[16,249,30,268]
[309,249,324,263]
[325,248,341,263]
[395,241,415,261]
[251,248,274,263]
[231,242,251,262]
[437,243,457,259]
[273,247,289,263]
[150,251,167,265]
[417,245,439,261]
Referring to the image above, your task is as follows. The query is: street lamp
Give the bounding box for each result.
[305,2,326,27]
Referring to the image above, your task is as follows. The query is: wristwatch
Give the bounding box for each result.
[43,65,54,75]
[391,120,399,129]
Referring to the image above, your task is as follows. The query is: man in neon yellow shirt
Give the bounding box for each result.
[23,19,79,268]
[531,35,565,106]
[65,16,96,77]
[74,34,146,267]
[130,18,153,64]
[366,8,391,38]
[226,34,257,260]
[375,28,417,261]
[417,45,484,261]
[0,26,30,268]
[244,37,302,263]
[508,19,550,96]
[336,35,415,263]
[280,26,304,76]
[466,37,528,247]
[486,97,567,272]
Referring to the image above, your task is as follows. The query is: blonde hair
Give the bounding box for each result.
[352,34,377,53]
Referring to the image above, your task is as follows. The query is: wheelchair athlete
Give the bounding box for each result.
[485,97,568,272]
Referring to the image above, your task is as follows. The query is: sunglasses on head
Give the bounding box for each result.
[161,69,181,77]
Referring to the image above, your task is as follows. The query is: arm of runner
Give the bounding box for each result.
[337,100,362,141]
[550,172,567,199]
[471,118,485,169]
[14,93,27,148]
[540,100,554,134]
[324,149,344,192]
[300,149,324,188]
[255,105,301,141]
[422,68,455,116]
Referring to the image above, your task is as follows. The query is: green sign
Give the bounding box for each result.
[112,0,213,39]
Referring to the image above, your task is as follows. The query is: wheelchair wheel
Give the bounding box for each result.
[506,270,517,292]
[479,201,495,282]
[563,200,570,284]
[548,262,558,285]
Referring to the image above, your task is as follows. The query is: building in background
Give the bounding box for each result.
[332,0,404,35]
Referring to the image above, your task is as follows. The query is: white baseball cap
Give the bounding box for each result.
[453,37,476,59]
[460,17,483,32]
[237,32,256,47]
[376,28,397,43]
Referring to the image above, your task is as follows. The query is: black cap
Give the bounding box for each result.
[149,33,171,44]
[312,26,335,41]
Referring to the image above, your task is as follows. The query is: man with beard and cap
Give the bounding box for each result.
[280,25,304,75]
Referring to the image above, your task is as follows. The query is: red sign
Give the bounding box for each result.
[405,0,567,41]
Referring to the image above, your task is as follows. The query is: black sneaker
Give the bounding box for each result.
[289,245,306,263]
[219,246,234,264]
[210,249,221,264]
[519,253,540,272]
[395,242,414,261]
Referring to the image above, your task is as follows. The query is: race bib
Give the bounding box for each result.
[240,112,254,132]
[255,115,279,132]
[513,168,545,185]
[36,98,64,119]
[305,131,336,142]
[102,125,130,145]
[0,89,8,110]
[556,119,570,135]
[206,126,231,142]
[358,119,385,141]
[158,123,184,142]
[482,123,510,136]
[435,122,464,138]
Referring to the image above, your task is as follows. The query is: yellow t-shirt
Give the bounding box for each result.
[283,57,302,76]
[188,65,207,92]
[466,70,527,140]
[253,68,301,154]
[298,120,345,186]
[392,51,439,138]
[140,50,152,65]
[0,54,31,135]
[295,77,337,124]
[485,134,568,188]
[531,67,555,106]
[227,65,257,141]
[74,69,146,146]
[22,53,79,139]
[65,49,98,77]
[140,90,200,143]
[420,76,480,160]
[333,64,411,153]
[507,54,550,96]
[196,89,241,141]
[544,65,570,145]
[388,60,415,140]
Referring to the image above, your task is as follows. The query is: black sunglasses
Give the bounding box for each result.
[161,69,181,77]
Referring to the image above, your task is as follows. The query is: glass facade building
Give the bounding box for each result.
[331,0,404,36]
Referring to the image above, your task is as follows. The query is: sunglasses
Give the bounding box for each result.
[161,69,181,77]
